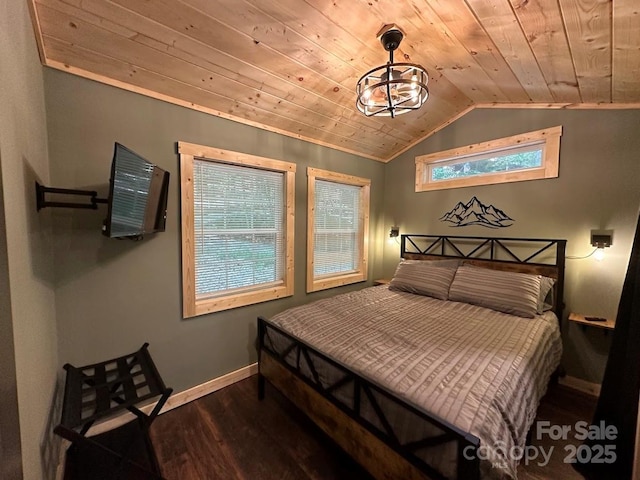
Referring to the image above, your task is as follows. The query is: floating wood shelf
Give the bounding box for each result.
[568,313,616,332]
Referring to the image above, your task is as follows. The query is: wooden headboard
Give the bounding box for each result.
[400,235,567,319]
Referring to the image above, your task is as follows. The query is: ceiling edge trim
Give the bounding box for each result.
[385,100,640,163]
[384,104,476,163]
[27,0,46,64]
[42,60,387,163]
[476,102,640,110]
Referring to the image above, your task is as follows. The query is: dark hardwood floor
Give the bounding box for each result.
[151,376,373,480]
[150,376,596,480]
[517,385,597,480]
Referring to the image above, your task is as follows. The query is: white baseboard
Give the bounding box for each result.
[86,362,258,436]
[558,375,601,397]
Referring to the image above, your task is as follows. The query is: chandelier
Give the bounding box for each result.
[356,28,429,118]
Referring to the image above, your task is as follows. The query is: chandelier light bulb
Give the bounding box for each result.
[411,73,418,90]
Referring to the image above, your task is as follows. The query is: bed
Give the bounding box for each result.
[257,235,567,480]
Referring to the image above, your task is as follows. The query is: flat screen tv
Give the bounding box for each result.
[103,143,170,239]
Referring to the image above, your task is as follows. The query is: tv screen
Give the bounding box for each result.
[103,143,170,238]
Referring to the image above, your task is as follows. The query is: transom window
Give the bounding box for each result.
[415,126,562,192]
[430,143,543,181]
[307,168,370,293]
[179,142,295,318]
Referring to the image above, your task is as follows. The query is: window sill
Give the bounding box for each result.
[307,272,367,293]
[185,283,293,318]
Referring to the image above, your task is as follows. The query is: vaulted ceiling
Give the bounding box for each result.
[28,0,640,162]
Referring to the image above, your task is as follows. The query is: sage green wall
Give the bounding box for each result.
[0,1,58,479]
[45,64,637,402]
[382,107,640,384]
[45,69,386,394]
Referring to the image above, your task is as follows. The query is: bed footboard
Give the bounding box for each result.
[257,317,480,480]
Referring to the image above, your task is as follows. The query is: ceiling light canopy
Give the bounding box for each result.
[356,28,429,118]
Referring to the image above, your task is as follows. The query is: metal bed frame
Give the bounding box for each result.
[257,235,567,480]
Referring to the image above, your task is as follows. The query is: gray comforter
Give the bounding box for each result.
[267,285,562,479]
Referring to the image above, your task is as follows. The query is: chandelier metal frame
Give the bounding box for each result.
[356,28,429,118]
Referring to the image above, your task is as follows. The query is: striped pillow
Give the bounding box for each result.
[389,261,457,300]
[400,258,462,269]
[449,266,541,318]
[538,276,556,314]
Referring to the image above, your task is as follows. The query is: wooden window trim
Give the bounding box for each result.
[306,167,370,293]
[179,141,295,318]
[415,126,562,192]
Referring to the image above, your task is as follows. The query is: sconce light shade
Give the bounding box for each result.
[591,231,613,248]
[591,230,613,261]
[389,226,400,238]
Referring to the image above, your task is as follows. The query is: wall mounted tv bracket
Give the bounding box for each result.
[35,182,108,211]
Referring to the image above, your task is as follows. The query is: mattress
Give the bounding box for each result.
[265,285,562,479]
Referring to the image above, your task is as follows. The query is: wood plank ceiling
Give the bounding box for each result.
[29,0,640,162]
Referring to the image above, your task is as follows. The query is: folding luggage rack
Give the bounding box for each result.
[54,343,172,479]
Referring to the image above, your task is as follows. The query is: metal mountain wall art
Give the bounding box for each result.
[440,196,514,228]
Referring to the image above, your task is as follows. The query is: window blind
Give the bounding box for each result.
[313,180,360,277]
[193,159,285,297]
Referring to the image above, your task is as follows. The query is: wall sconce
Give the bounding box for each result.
[591,230,613,261]
[389,226,399,238]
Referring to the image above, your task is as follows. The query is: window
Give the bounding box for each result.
[415,126,562,192]
[179,142,295,318]
[307,167,370,293]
